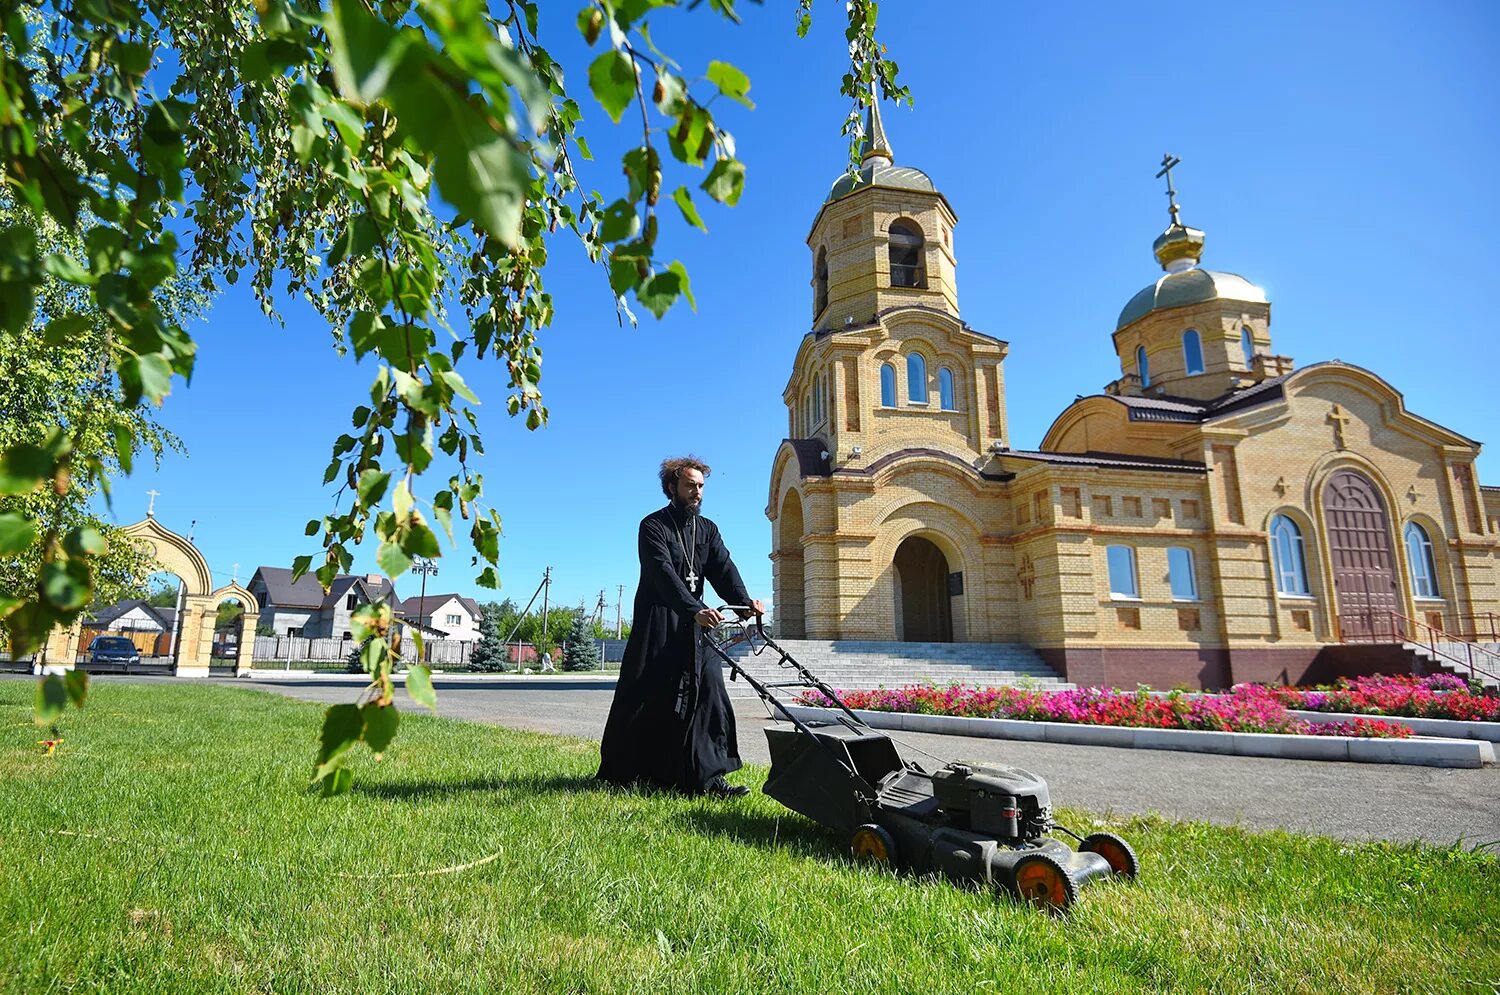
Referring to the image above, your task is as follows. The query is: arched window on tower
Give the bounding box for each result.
[814,247,828,317]
[880,363,896,407]
[1270,515,1310,596]
[1136,345,1151,387]
[907,353,928,404]
[1183,329,1205,375]
[1241,326,1255,369]
[888,219,926,288]
[1405,522,1440,599]
[939,368,955,410]
[812,372,823,425]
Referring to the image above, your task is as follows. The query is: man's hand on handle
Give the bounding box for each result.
[734,599,767,621]
[695,607,725,628]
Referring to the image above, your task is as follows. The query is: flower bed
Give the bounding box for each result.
[797,684,1413,738]
[1258,673,1500,722]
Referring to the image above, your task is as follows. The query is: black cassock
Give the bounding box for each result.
[597,504,753,792]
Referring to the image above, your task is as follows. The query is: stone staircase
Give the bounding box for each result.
[1402,642,1500,691]
[716,639,1073,698]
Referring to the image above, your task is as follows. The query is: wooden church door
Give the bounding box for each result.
[1322,470,1401,640]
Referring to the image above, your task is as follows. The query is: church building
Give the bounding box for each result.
[766,102,1500,689]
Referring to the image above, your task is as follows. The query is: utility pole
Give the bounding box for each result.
[539,565,551,650]
[593,590,606,633]
[615,584,624,638]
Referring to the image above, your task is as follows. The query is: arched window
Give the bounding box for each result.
[880,363,896,407]
[1182,329,1205,375]
[814,247,828,317]
[1136,345,1151,387]
[1269,514,1310,596]
[812,373,823,425]
[1405,522,1440,599]
[1241,326,1255,369]
[939,367,955,410]
[906,353,928,404]
[888,219,926,288]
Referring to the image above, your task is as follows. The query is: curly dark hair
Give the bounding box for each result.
[659,456,711,499]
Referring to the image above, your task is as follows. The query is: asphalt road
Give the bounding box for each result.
[229,675,1500,849]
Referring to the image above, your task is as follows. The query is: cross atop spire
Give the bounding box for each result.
[146,489,160,517]
[1156,153,1183,226]
[860,84,893,165]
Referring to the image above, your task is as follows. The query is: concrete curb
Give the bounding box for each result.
[1283,709,1500,744]
[244,671,618,685]
[782,705,1496,769]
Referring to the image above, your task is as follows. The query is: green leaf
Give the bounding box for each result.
[61,526,105,557]
[124,353,175,405]
[305,519,322,537]
[441,370,480,405]
[671,187,707,232]
[405,664,437,711]
[42,314,92,345]
[35,675,66,726]
[377,540,412,578]
[476,566,500,589]
[0,512,36,555]
[400,516,441,558]
[313,703,365,781]
[600,199,640,243]
[706,60,754,107]
[700,157,745,206]
[41,252,93,285]
[0,443,54,496]
[637,268,683,319]
[41,562,89,611]
[358,470,392,506]
[112,425,133,474]
[588,50,637,124]
[321,766,354,797]
[361,701,400,755]
[668,261,695,311]
[325,0,413,104]
[63,669,89,708]
[393,479,413,520]
[290,555,314,582]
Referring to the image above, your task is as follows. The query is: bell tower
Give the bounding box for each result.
[806,98,959,331]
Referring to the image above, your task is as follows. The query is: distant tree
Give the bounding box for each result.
[560,613,601,672]
[469,602,506,673]
[146,578,179,608]
[215,600,245,628]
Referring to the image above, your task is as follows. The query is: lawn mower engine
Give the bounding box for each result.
[930,762,1052,842]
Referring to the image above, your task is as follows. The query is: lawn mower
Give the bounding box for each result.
[702,608,1137,913]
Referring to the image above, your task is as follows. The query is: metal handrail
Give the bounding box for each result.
[1338,609,1500,685]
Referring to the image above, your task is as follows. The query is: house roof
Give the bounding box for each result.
[399,594,482,620]
[85,599,176,630]
[250,566,397,610]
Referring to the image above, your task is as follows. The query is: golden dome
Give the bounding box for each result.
[1152,221,1205,271]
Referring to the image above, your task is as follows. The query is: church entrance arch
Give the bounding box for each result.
[775,490,806,640]
[893,535,952,642]
[1322,469,1400,640]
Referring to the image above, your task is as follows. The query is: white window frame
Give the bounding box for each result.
[1106,545,1139,600]
[1270,514,1311,597]
[1167,546,1198,601]
[1404,521,1440,600]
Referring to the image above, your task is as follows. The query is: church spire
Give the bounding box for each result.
[859,85,893,166]
[1150,152,1205,273]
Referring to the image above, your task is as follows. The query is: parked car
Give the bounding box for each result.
[87,635,141,669]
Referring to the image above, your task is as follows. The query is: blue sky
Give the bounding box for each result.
[109,1,1499,613]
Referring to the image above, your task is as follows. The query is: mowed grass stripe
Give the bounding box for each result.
[1,680,1495,994]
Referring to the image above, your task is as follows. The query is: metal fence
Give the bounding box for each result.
[252,635,474,666]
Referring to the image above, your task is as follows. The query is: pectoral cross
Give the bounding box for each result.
[146,489,160,517]
[686,569,698,587]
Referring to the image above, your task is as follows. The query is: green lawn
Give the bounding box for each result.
[2,681,1496,995]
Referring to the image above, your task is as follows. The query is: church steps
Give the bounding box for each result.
[719,640,1075,696]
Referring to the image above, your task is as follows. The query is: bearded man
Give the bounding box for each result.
[597,456,766,797]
